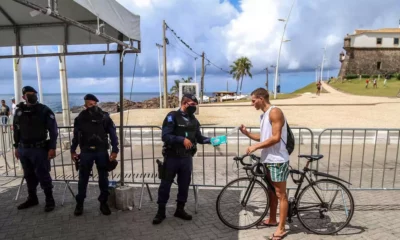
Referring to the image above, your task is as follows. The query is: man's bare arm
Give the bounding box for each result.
[240,124,260,141]
[252,108,284,150]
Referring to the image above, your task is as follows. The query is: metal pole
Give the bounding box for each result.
[12,47,22,103]
[200,52,205,104]
[34,46,44,103]
[162,20,168,109]
[58,45,71,127]
[119,51,125,186]
[274,0,296,100]
[194,57,197,83]
[266,67,269,91]
[156,43,163,109]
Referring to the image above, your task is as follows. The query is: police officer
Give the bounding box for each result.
[13,86,58,212]
[71,94,119,216]
[153,94,217,224]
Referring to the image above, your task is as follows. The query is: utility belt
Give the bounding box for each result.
[162,144,197,157]
[19,140,49,149]
[80,144,109,152]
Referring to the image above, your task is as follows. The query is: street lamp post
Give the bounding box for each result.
[320,44,327,81]
[156,43,163,109]
[274,0,296,100]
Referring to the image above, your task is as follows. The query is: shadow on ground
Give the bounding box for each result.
[0,180,380,240]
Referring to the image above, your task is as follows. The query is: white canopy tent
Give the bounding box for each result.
[0,0,141,185]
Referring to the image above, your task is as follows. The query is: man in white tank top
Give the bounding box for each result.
[239,88,289,239]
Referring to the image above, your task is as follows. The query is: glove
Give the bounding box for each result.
[210,135,227,147]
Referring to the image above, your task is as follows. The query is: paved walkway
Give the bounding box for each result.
[0,177,399,240]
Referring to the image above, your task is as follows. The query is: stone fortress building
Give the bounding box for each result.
[338,27,400,78]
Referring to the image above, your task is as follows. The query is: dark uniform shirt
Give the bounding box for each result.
[70,111,119,153]
[162,109,210,145]
[13,103,58,149]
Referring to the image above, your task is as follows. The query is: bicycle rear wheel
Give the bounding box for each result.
[296,179,354,235]
[216,177,269,230]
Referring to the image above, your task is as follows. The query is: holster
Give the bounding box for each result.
[45,139,51,150]
[156,159,165,180]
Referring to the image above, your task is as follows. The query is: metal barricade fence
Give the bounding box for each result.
[2,126,400,192]
[316,128,400,190]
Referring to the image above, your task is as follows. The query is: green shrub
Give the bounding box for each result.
[393,73,400,80]
[371,75,378,78]
[361,74,370,78]
[346,74,358,79]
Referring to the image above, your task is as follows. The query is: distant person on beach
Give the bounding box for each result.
[316,80,322,96]
[13,86,58,212]
[239,88,289,240]
[365,79,369,88]
[384,77,387,87]
[373,78,377,88]
[0,99,10,126]
[71,94,119,216]
[11,97,16,116]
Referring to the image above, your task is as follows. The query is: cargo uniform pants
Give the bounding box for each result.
[157,156,193,205]
[76,151,109,203]
[18,147,53,196]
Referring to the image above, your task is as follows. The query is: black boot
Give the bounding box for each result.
[100,202,111,215]
[174,202,192,220]
[152,204,166,225]
[17,195,39,210]
[44,190,55,212]
[74,201,84,216]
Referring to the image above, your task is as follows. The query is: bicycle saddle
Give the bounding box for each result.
[298,154,324,161]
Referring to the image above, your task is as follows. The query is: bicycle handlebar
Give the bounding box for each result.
[233,154,265,177]
[233,154,259,166]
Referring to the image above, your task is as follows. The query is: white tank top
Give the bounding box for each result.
[260,106,289,164]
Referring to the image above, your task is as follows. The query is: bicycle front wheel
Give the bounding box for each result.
[216,177,269,230]
[297,179,354,235]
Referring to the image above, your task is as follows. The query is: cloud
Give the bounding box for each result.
[1,0,400,93]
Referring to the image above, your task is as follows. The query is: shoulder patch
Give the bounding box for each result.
[49,114,55,119]
[167,115,173,122]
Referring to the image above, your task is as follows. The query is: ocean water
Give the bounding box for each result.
[0,70,339,113]
[0,92,214,113]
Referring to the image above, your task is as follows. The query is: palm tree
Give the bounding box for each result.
[170,77,192,95]
[229,57,253,95]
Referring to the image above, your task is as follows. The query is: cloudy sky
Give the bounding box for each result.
[1,0,400,94]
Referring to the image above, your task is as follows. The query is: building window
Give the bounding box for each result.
[377,38,382,45]
[394,38,399,45]
[377,62,382,70]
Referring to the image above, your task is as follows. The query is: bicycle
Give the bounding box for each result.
[216,154,354,235]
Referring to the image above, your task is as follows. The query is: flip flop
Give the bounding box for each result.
[258,221,279,227]
[268,231,288,240]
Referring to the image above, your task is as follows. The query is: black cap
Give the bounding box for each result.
[84,94,99,102]
[182,94,198,104]
[22,86,37,95]
[107,160,118,172]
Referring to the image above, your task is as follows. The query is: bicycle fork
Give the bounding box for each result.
[240,179,256,208]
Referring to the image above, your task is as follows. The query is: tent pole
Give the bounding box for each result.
[119,51,125,186]
[12,47,22,103]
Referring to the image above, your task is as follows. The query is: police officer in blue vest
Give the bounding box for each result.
[153,94,217,224]
[13,86,58,212]
[71,94,119,216]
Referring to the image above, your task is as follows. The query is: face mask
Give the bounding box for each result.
[187,105,197,115]
[26,94,38,104]
[87,105,98,113]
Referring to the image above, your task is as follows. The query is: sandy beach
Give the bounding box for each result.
[108,82,400,129]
